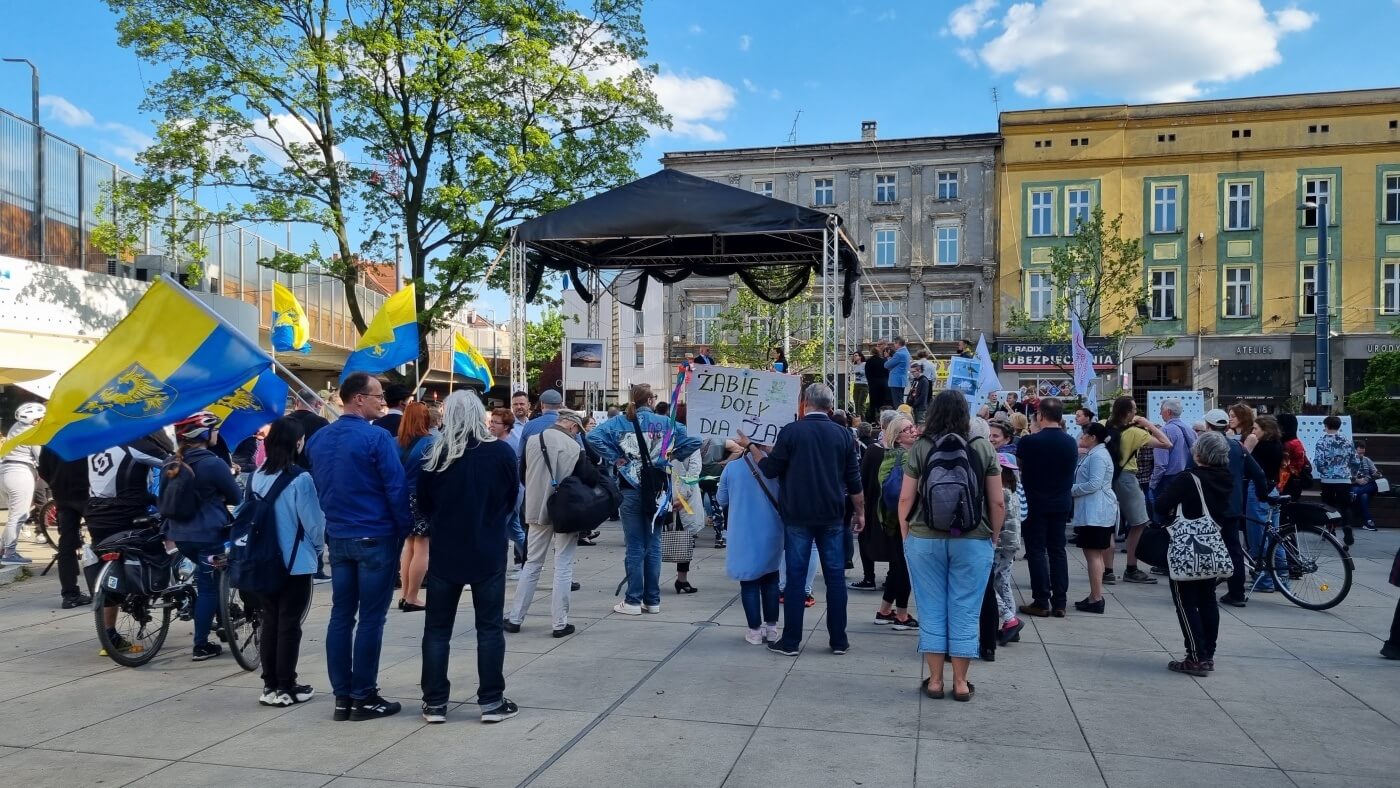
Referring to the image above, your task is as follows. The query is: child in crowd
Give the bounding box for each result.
[994,454,1024,644]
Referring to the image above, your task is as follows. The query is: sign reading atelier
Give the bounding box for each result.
[687,365,800,445]
[1000,341,1118,371]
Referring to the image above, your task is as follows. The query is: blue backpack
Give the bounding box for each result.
[228,468,303,594]
[881,463,904,512]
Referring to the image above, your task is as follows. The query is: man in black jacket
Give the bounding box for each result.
[1200,409,1275,608]
[37,447,92,608]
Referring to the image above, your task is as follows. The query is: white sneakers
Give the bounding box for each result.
[745,628,764,645]
[761,623,781,643]
[613,602,662,615]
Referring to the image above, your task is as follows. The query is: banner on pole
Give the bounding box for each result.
[686,365,800,444]
[947,356,983,406]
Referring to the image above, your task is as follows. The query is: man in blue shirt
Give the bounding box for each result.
[1015,397,1078,617]
[741,383,865,657]
[308,372,410,722]
[884,337,911,407]
[520,389,563,446]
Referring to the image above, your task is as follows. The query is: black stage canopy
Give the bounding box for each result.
[514,168,862,316]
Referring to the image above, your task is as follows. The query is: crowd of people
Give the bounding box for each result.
[0,364,1398,727]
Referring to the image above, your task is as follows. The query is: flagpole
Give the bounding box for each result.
[270,356,340,418]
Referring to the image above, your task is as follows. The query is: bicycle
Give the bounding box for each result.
[90,519,261,669]
[1241,495,1354,611]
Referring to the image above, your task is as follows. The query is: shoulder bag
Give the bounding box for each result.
[539,432,620,535]
[743,454,780,512]
[1164,473,1234,582]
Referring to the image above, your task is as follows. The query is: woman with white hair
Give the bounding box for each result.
[416,391,520,725]
[1152,430,1233,677]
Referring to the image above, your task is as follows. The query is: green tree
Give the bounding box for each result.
[713,287,825,374]
[100,0,665,366]
[525,309,570,391]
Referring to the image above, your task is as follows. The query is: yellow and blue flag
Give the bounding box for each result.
[271,281,311,354]
[205,367,288,449]
[341,284,418,382]
[0,277,272,460]
[452,332,494,388]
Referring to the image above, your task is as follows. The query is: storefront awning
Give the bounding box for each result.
[0,331,97,399]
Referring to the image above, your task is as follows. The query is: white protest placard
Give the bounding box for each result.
[1147,391,1206,427]
[687,365,800,445]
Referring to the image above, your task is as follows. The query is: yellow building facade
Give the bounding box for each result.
[997,88,1400,411]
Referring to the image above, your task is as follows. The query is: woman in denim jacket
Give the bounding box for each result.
[1071,423,1118,614]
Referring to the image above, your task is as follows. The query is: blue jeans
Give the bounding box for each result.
[776,522,848,652]
[177,541,223,646]
[619,491,661,606]
[1247,506,1288,591]
[1352,480,1379,524]
[904,535,994,658]
[510,507,527,564]
[778,542,819,595]
[421,570,506,711]
[326,536,398,699]
[740,571,780,629]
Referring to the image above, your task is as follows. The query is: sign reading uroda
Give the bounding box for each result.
[687,365,800,445]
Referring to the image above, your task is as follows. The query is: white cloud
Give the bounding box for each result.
[769,88,782,100]
[651,73,737,142]
[742,78,759,93]
[250,113,347,164]
[39,94,152,162]
[738,34,752,52]
[959,0,1317,102]
[945,0,998,39]
[876,9,897,21]
[40,95,95,127]
[688,23,704,34]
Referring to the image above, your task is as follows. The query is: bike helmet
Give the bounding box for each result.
[172,411,222,441]
[14,403,46,426]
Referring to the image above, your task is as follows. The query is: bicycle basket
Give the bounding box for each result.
[1282,500,1341,529]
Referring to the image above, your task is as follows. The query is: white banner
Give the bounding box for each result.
[686,365,800,445]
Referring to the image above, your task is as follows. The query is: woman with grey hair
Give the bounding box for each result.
[417,391,521,724]
[1152,430,1233,677]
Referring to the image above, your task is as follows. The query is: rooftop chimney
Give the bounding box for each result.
[861,121,878,141]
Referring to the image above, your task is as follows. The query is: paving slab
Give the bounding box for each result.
[915,740,1106,787]
[124,761,335,788]
[1069,689,1273,767]
[531,716,753,788]
[1095,754,1290,788]
[724,727,915,788]
[0,748,170,787]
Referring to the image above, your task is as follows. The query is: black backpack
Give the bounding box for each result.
[158,459,203,520]
[916,434,985,536]
[539,433,621,534]
[228,468,304,594]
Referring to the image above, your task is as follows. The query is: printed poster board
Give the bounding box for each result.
[1147,391,1206,427]
[686,365,800,445]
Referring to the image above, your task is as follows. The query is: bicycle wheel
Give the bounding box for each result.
[1270,524,1353,611]
[92,562,169,667]
[34,501,58,548]
[218,569,262,671]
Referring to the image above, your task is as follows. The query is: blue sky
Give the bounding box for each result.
[1,0,1393,316]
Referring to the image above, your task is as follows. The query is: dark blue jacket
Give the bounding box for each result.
[163,446,242,545]
[418,438,519,585]
[307,414,411,540]
[758,413,862,528]
[1017,427,1079,514]
[1188,437,1270,520]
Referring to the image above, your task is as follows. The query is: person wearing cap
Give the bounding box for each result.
[1200,408,1274,607]
[374,383,414,437]
[507,409,590,637]
[520,389,565,447]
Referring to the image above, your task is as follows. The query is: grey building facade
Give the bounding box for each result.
[659,124,1001,362]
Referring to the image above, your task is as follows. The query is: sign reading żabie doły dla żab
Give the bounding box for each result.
[687,365,800,445]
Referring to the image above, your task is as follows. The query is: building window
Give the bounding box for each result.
[1302,177,1332,227]
[1384,262,1400,315]
[634,343,645,367]
[1224,266,1254,318]
[1152,184,1179,233]
[1029,190,1054,236]
[753,179,773,198]
[927,299,964,341]
[1157,133,1176,143]
[1386,174,1400,223]
[745,315,775,336]
[693,303,721,344]
[874,173,897,203]
[1150,269,1177,320]
[1226,181,1253,231]
[633,309,644,336]
[1066,188,1091,232]
[935,224,960,265]
[1027,272,1053,321]
[936,170,959,200]
[873,227,898,268]
[1300,263,1317,317]
[1232,129,1252,139]
[867,300,902,341]
[813,177,834,206]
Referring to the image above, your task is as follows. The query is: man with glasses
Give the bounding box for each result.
[307,372,410,721]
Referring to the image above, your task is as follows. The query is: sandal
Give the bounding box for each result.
[674,580,699,594]
[921,677,945,699]
[952,682,975,702]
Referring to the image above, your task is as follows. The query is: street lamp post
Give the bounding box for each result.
[3,58,42,265]
[1300,200,1329,407]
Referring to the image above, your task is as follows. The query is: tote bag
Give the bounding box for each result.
[1166,474,1234,582]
